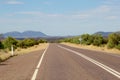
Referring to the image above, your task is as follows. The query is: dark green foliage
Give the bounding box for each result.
[103,38,108,44]
[69,37,80,44]
[92,34,104,46]
[3,37,18,50]
[1,36,47,50]
[21,38,37,48]
[70,38,80,44]
[60,38,71,42]
[81,34,93,45]
[60,33,120,50]
[60,37,80,44]
[17,38,47,48]
[110,33,119,44]
[80,34,105,46]
[17,40,25,48]
[107,33,120,49]
[115,44,120,50]
[24,39,35,46]
[38,39,47,43]
[0,41,4,49]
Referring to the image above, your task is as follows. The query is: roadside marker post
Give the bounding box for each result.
[11,45,14,56]
[79,37,82,44]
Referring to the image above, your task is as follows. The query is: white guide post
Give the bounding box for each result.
[11,45,14,56]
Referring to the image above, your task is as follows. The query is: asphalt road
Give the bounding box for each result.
[0,43,120,80]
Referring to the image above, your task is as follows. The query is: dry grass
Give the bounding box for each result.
[0,49,11,62]
[14,43,48,55]
[0,43,48,62]
[0,53,11,62]
[62,42,120,54]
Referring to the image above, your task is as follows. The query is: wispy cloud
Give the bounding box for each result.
[103,0,120,5]
[15,11,63,18]
[43,1,52,5]
[5,0,24,5]
[71,14,90,19]
[17,11,43,15]
[93,5,111,13]
[106,16,118,20]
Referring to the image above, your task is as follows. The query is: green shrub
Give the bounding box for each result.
[3,37,18,50]
[70,38,80,44]
[38,39,47,43]
[81,34,93,45]
[0,41,4,49]
[22,38,36,47]
[17,40,25,48]
[107,33,120,49]
[93,34,104,46]
[115,44,120,50]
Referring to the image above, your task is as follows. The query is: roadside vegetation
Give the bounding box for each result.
[59,33,120,50]
[0,36,47,62]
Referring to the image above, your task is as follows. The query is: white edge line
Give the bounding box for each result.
[57,45,120,79]
[31,44,49,80]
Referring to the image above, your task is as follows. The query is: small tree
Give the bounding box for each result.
[17,40,25,48]
[0,41,4,49]
[3,37,18,50]
[81,34,93,45]
[38,39,47,43]
[93,34,104,46]
[107,33,120,48]
[69,37,80,44]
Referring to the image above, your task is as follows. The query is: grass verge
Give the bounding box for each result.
[0,43,48,62]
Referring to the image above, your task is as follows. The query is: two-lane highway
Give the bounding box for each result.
[0,43,120,80]
[33,43,120,80]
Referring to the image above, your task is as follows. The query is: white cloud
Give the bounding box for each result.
[5,0,24,5]
[15,11,63,18]
[71,14,90,19]
[17,11,43,15]
[94,5,111,13]
[67,5,111,21]
[106,16,118,20]
[43,1,52,5]
[47,14,63,17]
[103,0,120,5]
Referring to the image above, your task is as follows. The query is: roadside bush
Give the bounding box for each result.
[0,41,4,49]
[22,38,36,48]
[17,40,25,48]
[38,39,47,43]
[69,37,80,44]
[59,37,80,44]
[59,32,120,50]
[107,33,120,49]
[92,34,104,46]
[81,34,94,45]
[60,38,71,42]
[115,44,120,50]
[3,37,18,50]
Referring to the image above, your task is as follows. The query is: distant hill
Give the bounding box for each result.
[94,31,113,37]
[3,31,48,38]
[94,31,120,37]
[116,31,120,34]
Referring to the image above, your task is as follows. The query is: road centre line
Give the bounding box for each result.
[58,45,120,79]
[31,44,49,80]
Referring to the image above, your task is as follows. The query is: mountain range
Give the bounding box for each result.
[1,31,120,38]
[94,31,113,37]
[3,31,48,38]
[94,31,120,37]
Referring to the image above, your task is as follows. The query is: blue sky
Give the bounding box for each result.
[0,0,120,36]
